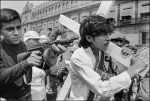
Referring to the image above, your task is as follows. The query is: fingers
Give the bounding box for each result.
[30,51,42,60]
[51,44,67,55]
[51,44,60,52]
[57,44,67,52]
[31,50,42,56]
[26,50,42,66]
[121,47,132,58]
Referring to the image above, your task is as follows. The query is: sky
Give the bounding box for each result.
[1,1,46,14]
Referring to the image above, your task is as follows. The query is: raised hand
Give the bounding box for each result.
[121,46,132,59]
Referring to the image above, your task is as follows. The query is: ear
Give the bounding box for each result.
[0,30,5,38]
[85,35,93,43]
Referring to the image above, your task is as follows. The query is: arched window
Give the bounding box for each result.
[52,7,53,12]
[49,7,51,12]
[55,5,57,11]
[46,8,47,15]
[58,4,61,10]
[66,1,69,7]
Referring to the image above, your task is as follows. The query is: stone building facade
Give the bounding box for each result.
[21,0,150,46]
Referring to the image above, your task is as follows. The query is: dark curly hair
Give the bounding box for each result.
[0,8,21,29]
[79,15,115,48]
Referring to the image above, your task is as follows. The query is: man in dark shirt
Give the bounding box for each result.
[0,8,66,101]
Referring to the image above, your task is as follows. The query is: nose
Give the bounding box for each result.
[14,27,19,35]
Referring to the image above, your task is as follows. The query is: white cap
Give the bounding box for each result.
[23,31,40,42]
[39,35,49,43]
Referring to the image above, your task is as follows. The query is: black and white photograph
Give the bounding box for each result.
[0,0,149,101]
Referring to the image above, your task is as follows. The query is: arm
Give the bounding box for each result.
[43,44,66,68]
[0,51,42,84]
[70,56,131,97]
[0,58,30,84]
[43,47,58,67]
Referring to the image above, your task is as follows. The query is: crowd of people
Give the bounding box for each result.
[0,8,149,101]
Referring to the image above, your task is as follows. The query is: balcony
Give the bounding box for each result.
[118,18,136,26]
[136,17,150,24]
[117,17,150,26]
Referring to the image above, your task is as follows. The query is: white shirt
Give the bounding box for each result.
[30,66,46,100]
[69,47,131,100]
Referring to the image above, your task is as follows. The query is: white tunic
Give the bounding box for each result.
[69,47,131,100]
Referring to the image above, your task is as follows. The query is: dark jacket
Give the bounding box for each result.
[0,41,32,99]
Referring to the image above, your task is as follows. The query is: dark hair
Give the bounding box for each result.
[0,8,21,29]
[79,15,115,48]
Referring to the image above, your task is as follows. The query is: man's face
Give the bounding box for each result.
[49,33,57,41]
[1,19,22,44]
[92,34,110,51]
[26,39,40,48]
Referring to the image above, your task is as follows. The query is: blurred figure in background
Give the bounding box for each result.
[23,31,47,101]
[23,30,67,101]
[46,27,79,100]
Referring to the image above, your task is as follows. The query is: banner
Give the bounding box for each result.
[106,42,132,67]
[58,15,80,35]
[96,1,114,18]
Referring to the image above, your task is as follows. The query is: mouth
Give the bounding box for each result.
[12,37,20,42]
[13,38,19,41]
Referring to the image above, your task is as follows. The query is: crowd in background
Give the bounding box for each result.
[0,8,149,101]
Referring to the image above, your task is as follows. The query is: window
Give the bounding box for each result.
[107,18,115,24]
[55,5,57,11]
[49,7,51,12]
[141,32,149,44]
[58,4,60,9]
[123,7,132,10]
[62,2,65,8]
[66,1,69,7]
[110,10,115,13]
[24,28,26,33]
[120,15,132,24]
[140,12,150,19]
[52,7,53,11]
[142,3,150,7]
[121,15,132,21]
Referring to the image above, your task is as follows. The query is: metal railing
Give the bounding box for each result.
[117,17,150,26]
